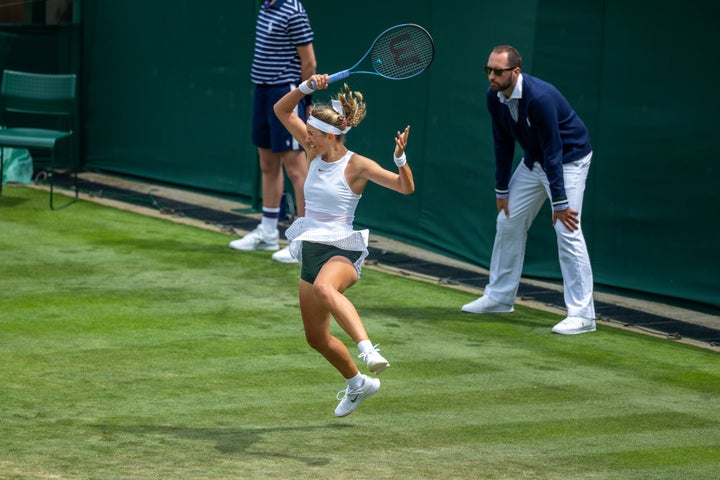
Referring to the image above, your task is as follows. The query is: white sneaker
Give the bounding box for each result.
[271,245,298,263]
[334,375,381,417]
[358,344,390,374]
[461,295,514,314]
[552,316,596,335]
[228,225,279,251]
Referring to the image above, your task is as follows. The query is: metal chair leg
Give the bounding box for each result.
[49,150,78,210]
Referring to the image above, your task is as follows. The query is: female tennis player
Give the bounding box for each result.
[273,73,415,417]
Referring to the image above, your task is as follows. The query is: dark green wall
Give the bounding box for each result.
[74,0,718,308]
[81,1,258,197]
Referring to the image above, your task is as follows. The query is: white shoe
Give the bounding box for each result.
[271,245,298,263]
[461,296,514,314]
[552,316,596,335]
[358,344,390,374]
[334,375,381,417]
[228,225,279,251]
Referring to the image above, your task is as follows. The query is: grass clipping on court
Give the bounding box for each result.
[1,186,719,480]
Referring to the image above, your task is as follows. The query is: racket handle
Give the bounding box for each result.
[311,70,351,89]
[327,70,350,84]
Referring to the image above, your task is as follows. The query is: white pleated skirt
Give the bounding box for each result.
[285,217,369,278]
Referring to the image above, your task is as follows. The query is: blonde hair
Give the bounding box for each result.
[311,83,366,139]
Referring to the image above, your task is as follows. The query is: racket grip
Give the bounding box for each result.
[327,70,350,84]
[311,70,350,89]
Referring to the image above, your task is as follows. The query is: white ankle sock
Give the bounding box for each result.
[358,339,373,356]
[261,208,280,233]
[346,372,364,389]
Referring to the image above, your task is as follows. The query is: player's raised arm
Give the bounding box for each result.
[273,74,329,151]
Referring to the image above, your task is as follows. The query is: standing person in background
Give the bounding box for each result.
[462,45,596,335]
[274,73,415,416]
[229,0,316,263]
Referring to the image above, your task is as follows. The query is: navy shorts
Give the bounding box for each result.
[252,83,309,153]
[301,242,362,284]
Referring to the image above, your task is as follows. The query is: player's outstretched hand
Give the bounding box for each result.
[394,125,410,159]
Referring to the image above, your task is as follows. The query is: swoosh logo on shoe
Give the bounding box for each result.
[349,394,360,403]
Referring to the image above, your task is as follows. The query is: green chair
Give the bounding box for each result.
[0,69,78,209]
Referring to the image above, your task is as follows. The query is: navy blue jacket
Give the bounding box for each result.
[486,73,592,207]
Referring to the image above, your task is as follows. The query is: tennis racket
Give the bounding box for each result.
[314,24,434,86]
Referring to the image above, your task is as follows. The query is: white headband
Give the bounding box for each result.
[307,99,351,135]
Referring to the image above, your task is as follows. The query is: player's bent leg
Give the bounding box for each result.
[312,258,369,343]
[299,280,359,378]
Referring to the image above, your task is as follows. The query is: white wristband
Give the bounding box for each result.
[394,152,407,168]
[298,81,314,95]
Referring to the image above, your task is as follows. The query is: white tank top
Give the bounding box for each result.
[304,150,361,226]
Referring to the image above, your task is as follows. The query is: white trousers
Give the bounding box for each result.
[483,153,595,319]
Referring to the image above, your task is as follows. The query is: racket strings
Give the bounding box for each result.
[370,26,434,80]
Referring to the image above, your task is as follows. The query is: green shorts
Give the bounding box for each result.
[300,242,362,284]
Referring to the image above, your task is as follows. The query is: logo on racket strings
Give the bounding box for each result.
[389,33,421,67]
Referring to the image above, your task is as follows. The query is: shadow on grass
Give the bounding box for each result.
[92,423,353,466]
[0,192,31,207]
[357,305,553,329]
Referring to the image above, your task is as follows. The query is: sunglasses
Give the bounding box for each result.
[483,66,515,76]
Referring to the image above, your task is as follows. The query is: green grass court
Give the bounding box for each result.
[1,186,719,479]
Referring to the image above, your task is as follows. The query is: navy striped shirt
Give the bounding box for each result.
[251,0,314,85]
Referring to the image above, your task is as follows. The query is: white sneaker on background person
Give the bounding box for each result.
[461,295,514,314]
[271,245,298,263]
[228,225,279,251]
[551,316,596,335]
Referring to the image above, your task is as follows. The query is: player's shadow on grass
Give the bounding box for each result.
[92,423,352,466]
